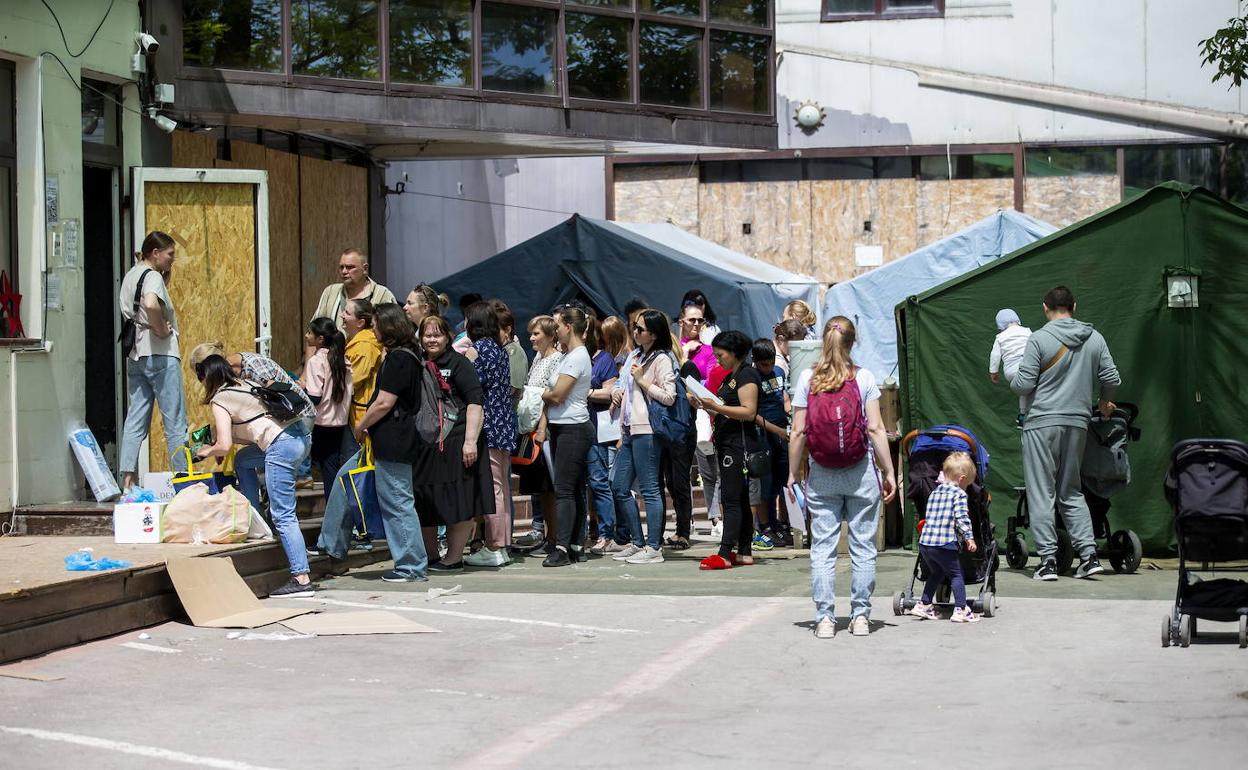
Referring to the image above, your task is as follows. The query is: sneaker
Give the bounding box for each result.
[306,546,328,557]
[612,543,643,561]
[525,540,554,558]
[589,537,610,555]
[711,520,723,539]
[542,547,571,568]
[380,570,427,583]
[1016,413,1026,429]
[850,616,870,636]
[428,560,464,574]
[751,532,775,551]
[514,530,545,547]
[909,602,938,620]
[349,539,374,553]
[1075,556,1105,579]
[771,528,794,548]
[464,547,510,568]
[625,546,665,565]
[1033,560,1059,581]
[951,606,981,623]
[814,617,836,639]
[269,578,315,598]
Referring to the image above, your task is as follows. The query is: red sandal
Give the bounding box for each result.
[699,554,733,570]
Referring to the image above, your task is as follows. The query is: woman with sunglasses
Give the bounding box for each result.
[609,309,677,565]
[679,289,722,344]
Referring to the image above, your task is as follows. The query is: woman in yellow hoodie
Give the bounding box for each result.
[342,298,383,450]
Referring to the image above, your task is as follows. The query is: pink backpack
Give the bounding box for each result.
[806,369,869,469]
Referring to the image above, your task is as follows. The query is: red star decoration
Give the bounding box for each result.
[0,271,25,338]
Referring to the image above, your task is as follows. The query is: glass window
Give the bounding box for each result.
[291,0,380,80]
[566,14,632,102]
[182,0,282,72]
[875,156,914,178]
[0,60,12,148]
[569,0,632,7]
[805,157,873,180]
[640,0,701,18]
[1024,148,1116,177]
[82,81,120,145]
[389,0,473,87]
[709,30,769,114]
[884,0,939,11]
[824,0,874,14]
[823,0,944,20]
[1226,143,1248,205]
[0,164,11,283]
[709,0,769,27]
[919,153,1013,180]
[1124,144,1220,199]
[701,159,800,183]
[0,60,12,283]
[639,23,702,108]
[481,3,559,95]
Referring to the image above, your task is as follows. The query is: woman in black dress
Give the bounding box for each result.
[415,315,492,573]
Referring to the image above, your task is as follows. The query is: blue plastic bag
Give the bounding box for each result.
[64,548,132,571]
[120,486,160,503]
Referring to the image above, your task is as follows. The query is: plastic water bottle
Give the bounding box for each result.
[191,525,205,545]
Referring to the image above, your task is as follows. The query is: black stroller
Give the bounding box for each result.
[1005,403,1144,575]
[1161,438,1248,649]
[892,425,999,618]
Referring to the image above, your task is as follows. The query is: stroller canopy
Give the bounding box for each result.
[908,424,991,483]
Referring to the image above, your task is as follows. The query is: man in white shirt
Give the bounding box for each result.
[310,248,396,335]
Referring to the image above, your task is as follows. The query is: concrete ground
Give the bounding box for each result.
[2,534,1246,769]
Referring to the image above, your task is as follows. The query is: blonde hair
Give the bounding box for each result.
[600,316,628,357]
[808,316,856,394]
[943,451,977,484]
[189,341,227,368]
[528,314,558,340]
[785,299,817,327]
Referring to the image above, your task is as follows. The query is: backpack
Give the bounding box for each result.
[226,381,310,424]
[416,358,461,451]
[645,352,692,447]
[806,369,869,469]
[118,268,153,357]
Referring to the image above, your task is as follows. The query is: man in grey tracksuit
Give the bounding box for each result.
[1011,286,1120,581]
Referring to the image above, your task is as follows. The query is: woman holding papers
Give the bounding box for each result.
[609,309,678,566]
[587,319,622,554]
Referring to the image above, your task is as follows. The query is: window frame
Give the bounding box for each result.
[821,0,944,22]
[0,59,14,288]
[175,0,776,122]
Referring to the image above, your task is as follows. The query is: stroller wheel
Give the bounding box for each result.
[1055,530,1075,576]
[1179,614,1193,648]
[979,590,996,618]
[892,591,905,616]
[1108,530,1143,573]
[1006,533,1028,570]
[1239,616,1247,649]
[1161,615,1172,648]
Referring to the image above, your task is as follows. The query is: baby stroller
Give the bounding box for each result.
[892,425,999,618]
[1161,439,1248,649]
[1005,403,1144,574]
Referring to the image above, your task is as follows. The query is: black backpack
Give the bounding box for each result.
[225,381,310,424]
[118,268,153,356]
[416,358,461,450]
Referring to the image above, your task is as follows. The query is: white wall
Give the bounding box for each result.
[776,0,1246,147]
[382,156,606,295]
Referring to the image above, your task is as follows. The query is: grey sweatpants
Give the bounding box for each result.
[1022,425,1096,561]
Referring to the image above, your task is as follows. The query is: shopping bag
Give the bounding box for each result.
[161,483,252,544]
[339,440,386,541]
[511,432,541,466]
[171,447,224,495]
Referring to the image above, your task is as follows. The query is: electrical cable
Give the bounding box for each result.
[38,51,145,119]
[40,0,116,59]
[397,187,582,217]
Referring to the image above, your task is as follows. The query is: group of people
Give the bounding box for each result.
[118,231,1119,634]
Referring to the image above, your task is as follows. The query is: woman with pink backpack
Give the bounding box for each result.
[787,316,897,640]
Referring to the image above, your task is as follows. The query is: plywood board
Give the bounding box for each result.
[1023,175,1119,228]
[613,164,700,232]
[300,157,368,327]
[698,181,813,276]
[144,182,257,470]
[916,178,1015,248]
[231,141,303,370]
[171,131,217,168]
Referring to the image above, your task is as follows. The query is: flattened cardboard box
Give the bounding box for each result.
[165,557,313,628]
[282,610,439,636]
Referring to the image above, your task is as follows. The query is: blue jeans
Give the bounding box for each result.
[611,433,664,549]
[119,354,189,474]
[588,442,617,540]
[806,459,880,622]
[235,426,311,576]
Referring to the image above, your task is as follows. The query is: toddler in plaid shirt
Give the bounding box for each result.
[911,451,981,623]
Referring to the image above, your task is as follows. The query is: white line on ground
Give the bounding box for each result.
[119,642,182,654]
[294,597,645,634]
[0,725,288,770]
[454,599,785,770]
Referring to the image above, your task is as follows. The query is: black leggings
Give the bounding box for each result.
[550,421,594,550]
[717,444,753,558]
[661,431,696,539]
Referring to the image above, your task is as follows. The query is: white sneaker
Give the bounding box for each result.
[814,617,836,639]
[850,616,870,636]
[951,607,981,623]
[464,547,510,568]
[625,545,665,565]
[711,520,723,539]
[589,537,610,555]
[909,602,938,620]
[612,543,643,561]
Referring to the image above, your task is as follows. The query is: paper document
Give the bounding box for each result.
[684,375,723,405]
[784,483,807,529]
[596,408,622,443]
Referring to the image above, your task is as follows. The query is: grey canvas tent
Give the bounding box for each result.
[822,210,1056,382]
[433,215,820,345]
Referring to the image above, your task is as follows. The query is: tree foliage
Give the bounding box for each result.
[1199,13,1248,89]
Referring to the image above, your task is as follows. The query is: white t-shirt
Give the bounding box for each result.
[119,264,179,361]
[547,346,592,425]
[793,366,879,409]
[989,324,1033,376]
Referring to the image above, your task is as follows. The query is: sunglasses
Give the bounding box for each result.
[683,317,705,325]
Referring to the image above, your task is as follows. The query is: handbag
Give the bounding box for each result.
[339,439,386,541]
[741,420,770,479]
[511,432,542,466]
[172,447,228,495]
[117,268,152,357]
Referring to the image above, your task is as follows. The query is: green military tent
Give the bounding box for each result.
[897,183,1248,555]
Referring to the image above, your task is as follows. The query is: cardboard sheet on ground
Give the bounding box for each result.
[165,557,313,628]
[281,610,439,636]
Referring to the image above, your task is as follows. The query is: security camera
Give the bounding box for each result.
[136,32,160,54]
[147,108,176,134]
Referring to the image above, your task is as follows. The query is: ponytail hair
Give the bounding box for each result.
[556,305,589,340]
[309,316,348,405]
[808,316,857,394]
[139,230,175,260]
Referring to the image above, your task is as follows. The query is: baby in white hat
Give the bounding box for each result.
[988,309,1032,427]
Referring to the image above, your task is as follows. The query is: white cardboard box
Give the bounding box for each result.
[114,502,166,544]
[141,472,176,503]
